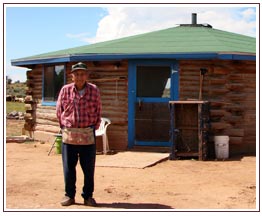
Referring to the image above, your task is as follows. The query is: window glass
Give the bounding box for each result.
[44,65,65,101]
[136,66,171,98]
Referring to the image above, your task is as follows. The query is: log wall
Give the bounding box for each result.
[27,61,128,151]
[25,59,256,154]
[179,60,256,155]
[88,60,128,151]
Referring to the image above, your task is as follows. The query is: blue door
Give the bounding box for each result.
[128,60,179,148]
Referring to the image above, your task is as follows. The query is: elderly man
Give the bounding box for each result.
[56,62,101,206]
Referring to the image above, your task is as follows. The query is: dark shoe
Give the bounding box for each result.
[61,196,75,206]
[84,197,97,207]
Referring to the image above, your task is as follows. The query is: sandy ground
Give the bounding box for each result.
[5,141,257,210]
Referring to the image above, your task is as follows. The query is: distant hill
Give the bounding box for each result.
[6,82,27,97]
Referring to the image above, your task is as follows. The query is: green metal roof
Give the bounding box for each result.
[12,25,256,65]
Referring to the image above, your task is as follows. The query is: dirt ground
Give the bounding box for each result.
[5,140,257,211]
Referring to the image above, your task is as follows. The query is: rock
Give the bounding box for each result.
[7,111,25,120]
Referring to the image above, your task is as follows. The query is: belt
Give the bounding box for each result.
[62,127,95,145]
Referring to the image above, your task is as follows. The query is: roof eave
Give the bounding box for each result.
[11,52,256,67]
[11,55,72,67]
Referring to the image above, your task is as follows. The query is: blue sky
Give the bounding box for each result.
[6,7,107,82]
[5,4,257,82]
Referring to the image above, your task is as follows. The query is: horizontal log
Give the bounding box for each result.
[107,133,128,140]
[102,103,128,110]
[24,95,33,102]
[211,122,231,130]
[25,104,34,111]
[213,67,229,75]
[210,109,230,117]
[209,88,230,95]
[107,134,128,140]
[102,114,127,121]
[243,136,256,143]
[90,68,127,73]
[108,124,127,129]
[102,107,127,114]
[229,136,243,145]
[37,105,56,111]
[227,93,246,101]
[94,82,127,88]
[225,105,245,112]
[243,113,256,122]
[33,85,42,91]
[29,77,42,83]
[224,115,243,124]
[180,76,200,82]
[101,91,127,96]
[243,128,256,136]
[244,84,256,90]
[225,128,244,137]
[36,118,59,126]
[36,114,57,121]
[24,113,33,120]
[180,82,199,87]
[209,101,228,108]
[35,124,60,133]
[209,79,227,85]
[226,83,245,91]
[228,74,244,81]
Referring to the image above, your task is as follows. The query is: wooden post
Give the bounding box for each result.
[199,68,208,100]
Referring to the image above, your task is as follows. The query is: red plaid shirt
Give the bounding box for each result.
[56,82,101,130]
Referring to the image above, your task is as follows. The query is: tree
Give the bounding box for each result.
[6,76,12,84]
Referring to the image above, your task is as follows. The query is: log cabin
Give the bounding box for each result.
[11,14,256,157]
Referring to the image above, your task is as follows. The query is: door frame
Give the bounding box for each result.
[128,59,179,148]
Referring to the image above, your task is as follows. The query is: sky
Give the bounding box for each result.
[5,4,257,82]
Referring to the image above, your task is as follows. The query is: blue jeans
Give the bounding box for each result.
[62,143,96,200]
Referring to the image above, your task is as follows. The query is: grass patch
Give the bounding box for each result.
[6,101,25,114]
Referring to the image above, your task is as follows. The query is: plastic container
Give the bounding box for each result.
[55,136,62,154]
[214,136,229,159]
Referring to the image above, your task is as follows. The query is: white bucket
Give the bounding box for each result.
[214,136,229,159]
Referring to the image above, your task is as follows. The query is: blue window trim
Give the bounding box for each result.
[41,64,66,106]
[42,101,57,106]
[128,60,179,149]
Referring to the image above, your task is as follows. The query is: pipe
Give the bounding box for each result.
[192,13,197,25]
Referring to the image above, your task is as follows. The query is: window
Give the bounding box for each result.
[43,65,65,102]
[136,66,171,98]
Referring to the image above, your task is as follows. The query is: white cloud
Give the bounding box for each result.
[83,6,256,44]
[241,8,256,20]
[6,65,28,82]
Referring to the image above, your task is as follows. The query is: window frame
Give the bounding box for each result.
[41,64,66,106]
[136,65,172,98]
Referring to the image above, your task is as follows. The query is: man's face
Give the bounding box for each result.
[72,70,88,89]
